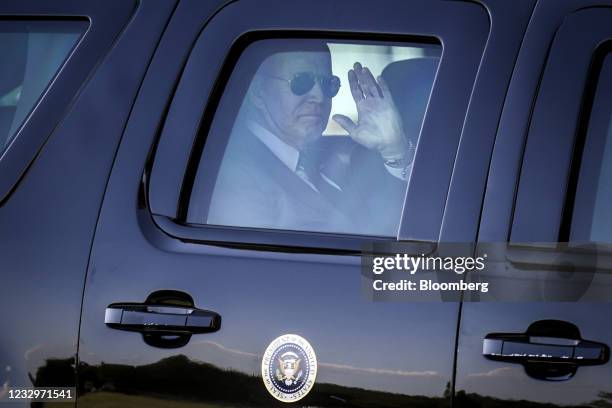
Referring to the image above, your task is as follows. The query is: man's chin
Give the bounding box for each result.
[297,115,327,128]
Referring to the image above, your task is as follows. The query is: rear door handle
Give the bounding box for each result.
[105,303,221,334]
[483,334,608,365]
[483,320,609,380]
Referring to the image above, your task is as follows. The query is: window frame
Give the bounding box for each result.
[0,0,138,204]
[509,7,612,243]
[186,35,442,237]
[0,18,87,150]
[561,43,612,242]
[147,0,490,251]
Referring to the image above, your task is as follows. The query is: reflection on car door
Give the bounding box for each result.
[457,1,612,406]
[75,0,526,407]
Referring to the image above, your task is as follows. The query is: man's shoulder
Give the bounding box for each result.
[217,128,294,194]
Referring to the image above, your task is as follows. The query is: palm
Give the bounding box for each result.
[352,96,402,150]
[333,62,407,159]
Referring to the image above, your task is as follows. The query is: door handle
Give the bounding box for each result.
[483,334,607,364]
[105,303,221,334]
[483,320,609,380]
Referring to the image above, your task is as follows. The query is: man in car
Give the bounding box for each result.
[205,41,413,235]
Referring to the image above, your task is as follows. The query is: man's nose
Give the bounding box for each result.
[305,80,326,102]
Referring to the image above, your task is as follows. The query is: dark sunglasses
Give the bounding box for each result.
[264,72,341,98]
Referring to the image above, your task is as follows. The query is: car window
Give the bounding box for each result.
[186,38,441,237]
[567,52,612,242]
[0,20,85,154]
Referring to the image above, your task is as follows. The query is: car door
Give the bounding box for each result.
[456,0,612,406]
[0,0,176,405]
[76,0,532,406]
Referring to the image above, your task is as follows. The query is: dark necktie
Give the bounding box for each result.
[296,151,346,209]
[296,152,322,192]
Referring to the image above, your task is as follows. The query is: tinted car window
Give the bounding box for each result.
[0,20,84,154]
[568,52,612,242]
[187,38,440,237]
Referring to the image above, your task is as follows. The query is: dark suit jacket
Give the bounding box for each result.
[203,126,407,236]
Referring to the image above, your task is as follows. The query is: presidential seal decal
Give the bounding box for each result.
[261,334,317,402]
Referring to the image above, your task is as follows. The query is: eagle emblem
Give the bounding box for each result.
[276,351,303,386]
[262,334,317,402]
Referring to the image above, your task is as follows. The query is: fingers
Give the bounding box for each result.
[352,62,382,98]
[332,114,357,134]
[347,69,364,102]
[357,63,382,97]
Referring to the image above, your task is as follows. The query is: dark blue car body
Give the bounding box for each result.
[2,0,612,406]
